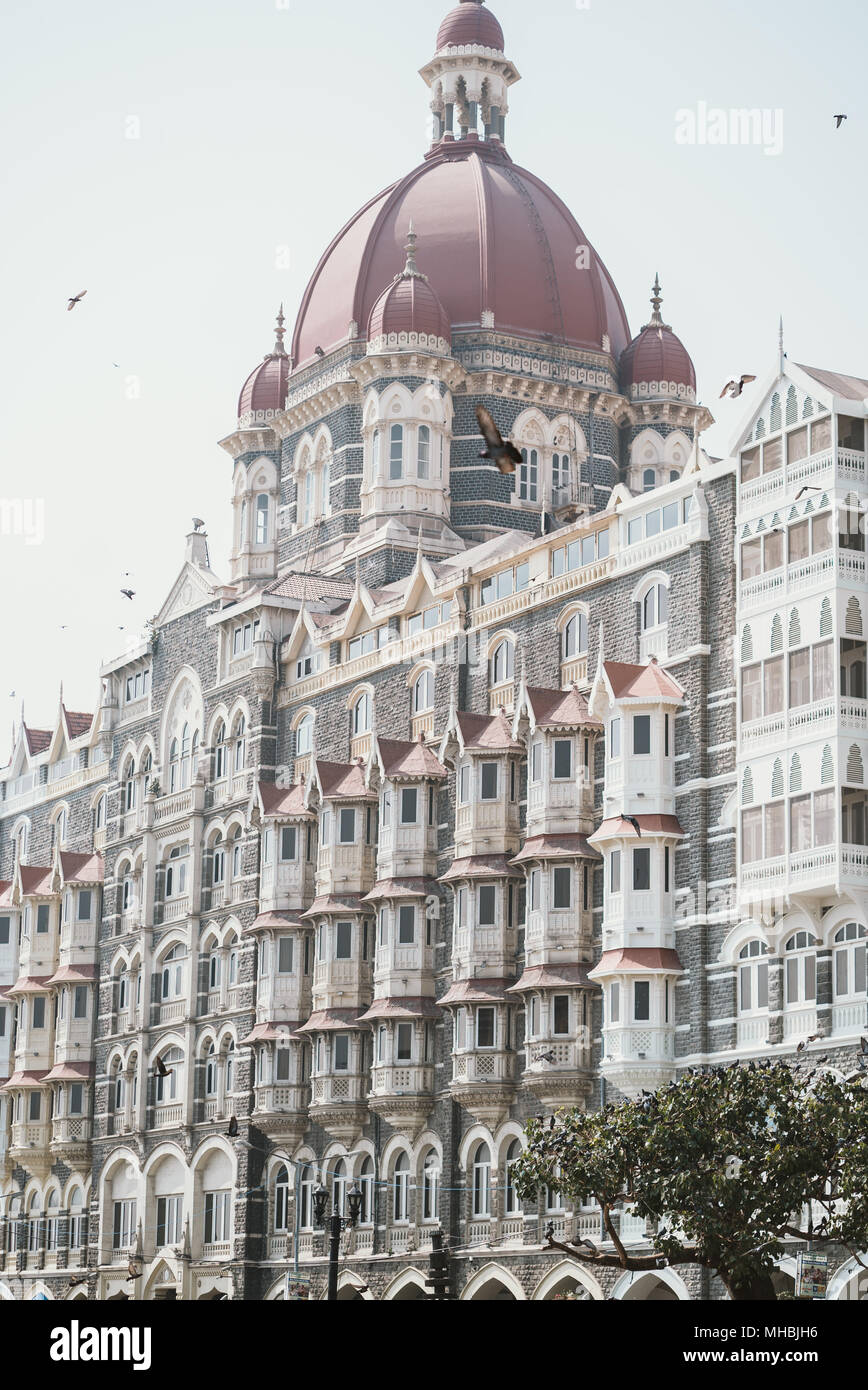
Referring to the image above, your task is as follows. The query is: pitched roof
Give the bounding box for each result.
[18,865,53,896]
[362,877,437,903]
[511,834,601,864]
[0,881,11,908]
[59,851,104,885]
[1,1069,50,1089]
[588,948,683,978]
[23,725,51,756]
[603,660,685,702]
[44,1061,94,1081]
[46,964,98,986]
[525,686,603,730]
[377,737,448,780]
[437,978,516,1006]
[256,780,314,818]
[243,910,308,935]
[315,760,375,801]
[264,572,356,603]
[588,814,685,844]
[7,975,54,996]
[456,711,523,752]
[439,854,516,883]
[795,363,868,402]
[301,893,366,918]
[296,1008,368,1034]
[63,706,93,739]
[357,997,441,1022]
[241,1021,306,1044]
[507,963,596,993]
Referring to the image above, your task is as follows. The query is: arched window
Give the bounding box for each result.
[784,932,817,1006]
[833,922,866,1002]
[643,468,656,492]
[114,1065,125,1112]
[417,424,431,479]
[414,670,435,713]
[519,448,538,503]
[505,1139,523,1215]
[160,945,184,1001]
[274,1165,290,1233]
[642,584,669,631]
[225,1039,235,1092]
[165,846,188,898]
[389,424,404,480]
[332,1159,347,1217]
[296,714,314,756]
[422,1150,440,1222]
[231,827,243,879]
[472,1142,492,1218]
[27,1194,42,1253]
[155,1047,183,1103]
[562,611,589,660]
[669,469,680,483]
[298,1165,314,1230]
[205,1044,217,1096]
[490,638,514,686]
[212,837,225,886]
[321,459,331,518]
[169,738,179,792]
[552,451,570,502]
[393,1152,410,1223]
[180,724,191,790]
[214,723,226,780]
[208,945,221,990]
[255,495,270,545]
[124,759,137,810]
[233,716,246,772]
[353,691,372,735]
[239,497,248,544]
[359,1157,374,1225]
[738,940,769,1014]
[94,794,107,832]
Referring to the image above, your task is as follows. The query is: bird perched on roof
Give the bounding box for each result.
[314,346,325,358]
[227,1115,239,1138]
[67,290,87,311]
[623,814,642,837]
[475,406,522,475]
[192,517,205,532]
[834,114,848,128]
[720,375,757,399]
[120,589,135,601]
[796,1034,821,1052]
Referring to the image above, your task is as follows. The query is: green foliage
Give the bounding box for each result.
[513,1062,868,1296]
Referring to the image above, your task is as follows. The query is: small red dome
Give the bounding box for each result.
[437,0,504,52]
[620,279,695,398]
[368,231,451,349]
[238,307,291,419]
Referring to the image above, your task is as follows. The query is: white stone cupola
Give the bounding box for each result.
[421,1,520,149]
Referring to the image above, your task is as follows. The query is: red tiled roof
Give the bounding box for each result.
[265,572,355,603]
[243,910,308,935]
[589,948,683,979]
[46,964,98,986]
[525,686,603,731]
[7,975,53,996]
[296,1008,367,1034]
[456,711,523,752]
[603,660,685,702]
[23,725,51,756]
[301,894,366,918]
[241,1021,305,1044]
[357,997,441,1023]
[44,1061,94,1081]
[59,852,104,885]
[18,865,53,897]
[315,760,376,801]
[439,854,516,883]
[63,706,93,740]
[257,780,314,819]
[508,963,596,993]
[376,738,448,780]
[438,977,515,1006]
[362,877,437,903]
[511,834,601,864]
[2,1069,50,1089]
[589,814,685,844]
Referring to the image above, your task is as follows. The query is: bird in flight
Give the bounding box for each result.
[67,290,87,311]
[796,1034,821,1053]
[475,406,522,474]
[720,375,757,399]
[120,588,135,601]
[834,114,848,128]
[155,1056,170,1078]
[795,485,822,501]
[622,814,642,837]
[227,1115,239,1138]
[860,1036,868,1055]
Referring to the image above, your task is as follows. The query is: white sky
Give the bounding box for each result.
[0,0,864,736]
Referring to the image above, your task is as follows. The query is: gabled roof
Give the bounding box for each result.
[62,707,94,740]
[16,864,54,898]
[312,760,375,802]
[58,851,104,886]
[23,725,51,756]
[264,572,355,603]
[600,660,685,703]
[375,737,448,780]
[794,363,868,404]
[254,780,315,819]
[450,711,524,754]
[522,685,603,732]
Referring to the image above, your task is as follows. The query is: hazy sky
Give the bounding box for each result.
[0,0,864,737]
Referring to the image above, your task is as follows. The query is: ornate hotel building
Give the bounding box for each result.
[0,0,865,1303]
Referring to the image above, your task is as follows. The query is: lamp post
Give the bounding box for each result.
[313,1181,363,1301]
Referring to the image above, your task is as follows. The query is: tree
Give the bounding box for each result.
[512,1061,868,1301]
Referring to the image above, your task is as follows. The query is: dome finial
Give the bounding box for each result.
[404,222,420,277]
[273,303,287,357]
[649,273,663,325]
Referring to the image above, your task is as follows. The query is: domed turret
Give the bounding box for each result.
[436,0,505,52]
[367,225,452,355]
[620,276,696,403]
[237,306,291,422]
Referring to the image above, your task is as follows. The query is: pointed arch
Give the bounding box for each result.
[532,1258,604,1301]
[459,1262,526,1301]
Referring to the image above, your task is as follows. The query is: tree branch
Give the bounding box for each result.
[544,1232,702,1273]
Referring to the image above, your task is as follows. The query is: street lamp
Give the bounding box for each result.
[314,1182,363,1301]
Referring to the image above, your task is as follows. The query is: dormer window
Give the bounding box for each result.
[348,627,391,660]
[232,620,260,657]
[551,530,609,577]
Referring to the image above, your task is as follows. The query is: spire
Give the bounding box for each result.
[649,274,663,325]
[778,315,786,371]
[403,222,420,278]
[272,303,287,358]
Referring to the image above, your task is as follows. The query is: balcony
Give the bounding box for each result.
[153,1103,184,1128]
[521,1034,593,1107]
[50,1115,91,1161]
[162,896,190,923]
[449,1050,516,1127]
[740,550,866,613]
[368,1063,435,1138]
[741,842,868,903]
[782,1006,818,1042]
[639,628,668,663]
[252,1083,309,1143]
[739,448,866,513]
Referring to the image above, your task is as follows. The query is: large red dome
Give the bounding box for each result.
[437,0,504,52]
[291,141,630,369]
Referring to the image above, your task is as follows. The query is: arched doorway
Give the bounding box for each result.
[460,1262,526,1302]
[615,1271,682,1301]
[532,1260,603,1302]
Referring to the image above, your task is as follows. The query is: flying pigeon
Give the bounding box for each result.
[796,1034,821,1053]
[120,589,135,601]
[795,486,821,501]
[475,406,523,474]
[227,1115,239,1138]
[834,114,848,128]
[155,1056,170,1078]
[67,290,87,311]
[720,375,757,399]
[623,814,642,837]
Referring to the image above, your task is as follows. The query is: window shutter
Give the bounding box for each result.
[789,754,802,792]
